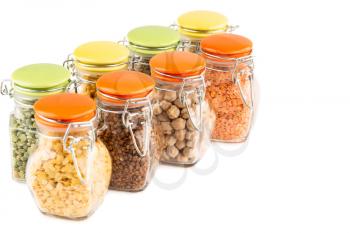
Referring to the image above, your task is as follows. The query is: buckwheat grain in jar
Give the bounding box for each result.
[96,71,162,192]
[64,41,129,99]
[1,64,70,182]
[125,26,180,75]
[150,51,214,166]
[175,10,238,54]
[26,93,111,219]
[201,33,255,142]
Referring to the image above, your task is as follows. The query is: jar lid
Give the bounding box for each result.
[11,63,70,97]
[201,33,253,59]
[96,70,155,104]
[34,93,96,128]
[177,10,228,38]
[73,41,129,66]
[150,51,205,82]
[127,26,180,55]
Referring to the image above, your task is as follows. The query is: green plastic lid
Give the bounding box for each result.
[127,25,180,55]
[11,63,70,97]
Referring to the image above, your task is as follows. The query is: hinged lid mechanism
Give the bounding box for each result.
[11,63,70,97]
[73,41,129,72]
[96,70,155,104]
[127,26,180,55]
[150,51,205,82]
[34,93,96,128]
[177,10,229,38]
[201,33,253,59]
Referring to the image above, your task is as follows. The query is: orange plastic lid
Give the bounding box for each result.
[96,70,155,104]
[201,33,253,59]
[149,51,205,82]
[34,93,96,128]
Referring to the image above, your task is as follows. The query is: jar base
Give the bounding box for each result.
[160,159,199,167]
[210,137,248,143]
[109,182,149,192]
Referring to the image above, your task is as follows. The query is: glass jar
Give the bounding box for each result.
[125,25,180,75]
[64,41,129,99]
[201,33,255,142]
[175,10,238,54]
[1,63,70,181]
[150,51,214,166]
[96,70,162,192]
[26,93,111,219]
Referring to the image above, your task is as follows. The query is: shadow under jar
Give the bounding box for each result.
[1,63,70,182]
[175,10,238,54]
[64,41,129,99]
[150,51,213,166]
[96,70,161,192]
[125,25,180,75]
[26,93,111,220]
[201,33,255,142]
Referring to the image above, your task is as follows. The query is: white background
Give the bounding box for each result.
[0,0,350,232]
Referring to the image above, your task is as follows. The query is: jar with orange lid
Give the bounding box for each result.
[200,33,255,142]
[64,41,129,99]
[150,51,214,166]
[122,25,181,75]
[174,10,238,54]
[96,70,162,192]
[1,63,71,181]
[26,93,111,219]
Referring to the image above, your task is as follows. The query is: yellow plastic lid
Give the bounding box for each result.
[73,41,129,73]
[177,10,228,38]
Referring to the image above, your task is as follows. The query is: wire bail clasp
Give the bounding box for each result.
[1,79,13,97]
[63,120,96,186]
[179,77,205,132]
[121,97,153,157]
[231,55,254,110]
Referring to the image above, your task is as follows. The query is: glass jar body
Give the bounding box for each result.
[9,95,38,181]
[72,66,127,99]
[153,78,213,166]
[204,58,254,142]
[97,100,161,192]
[178,35,201,54]
[128,51,153,75]
[26,124,111,219]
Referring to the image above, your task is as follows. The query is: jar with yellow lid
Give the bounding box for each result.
[64,41,129,99]
[26,93,111,219]
[174,10,238,54]
[121,25,181,75]
[1,63,71,181]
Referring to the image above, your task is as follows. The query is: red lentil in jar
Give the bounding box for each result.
[200,33,255,142]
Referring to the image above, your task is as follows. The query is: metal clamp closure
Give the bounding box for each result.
[63,121,95,186]
[1,79,13,96]
[121,97,153,157]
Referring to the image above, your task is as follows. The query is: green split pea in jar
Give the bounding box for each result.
[2,63,70,181]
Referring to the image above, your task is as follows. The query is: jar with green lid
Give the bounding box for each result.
[64,41,129,99]
[0,63,71,181]
[123,25,181,75]
[174,10,238,54]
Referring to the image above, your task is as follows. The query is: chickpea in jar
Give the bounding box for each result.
[150,51,214,166]
[26,93,111,219]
